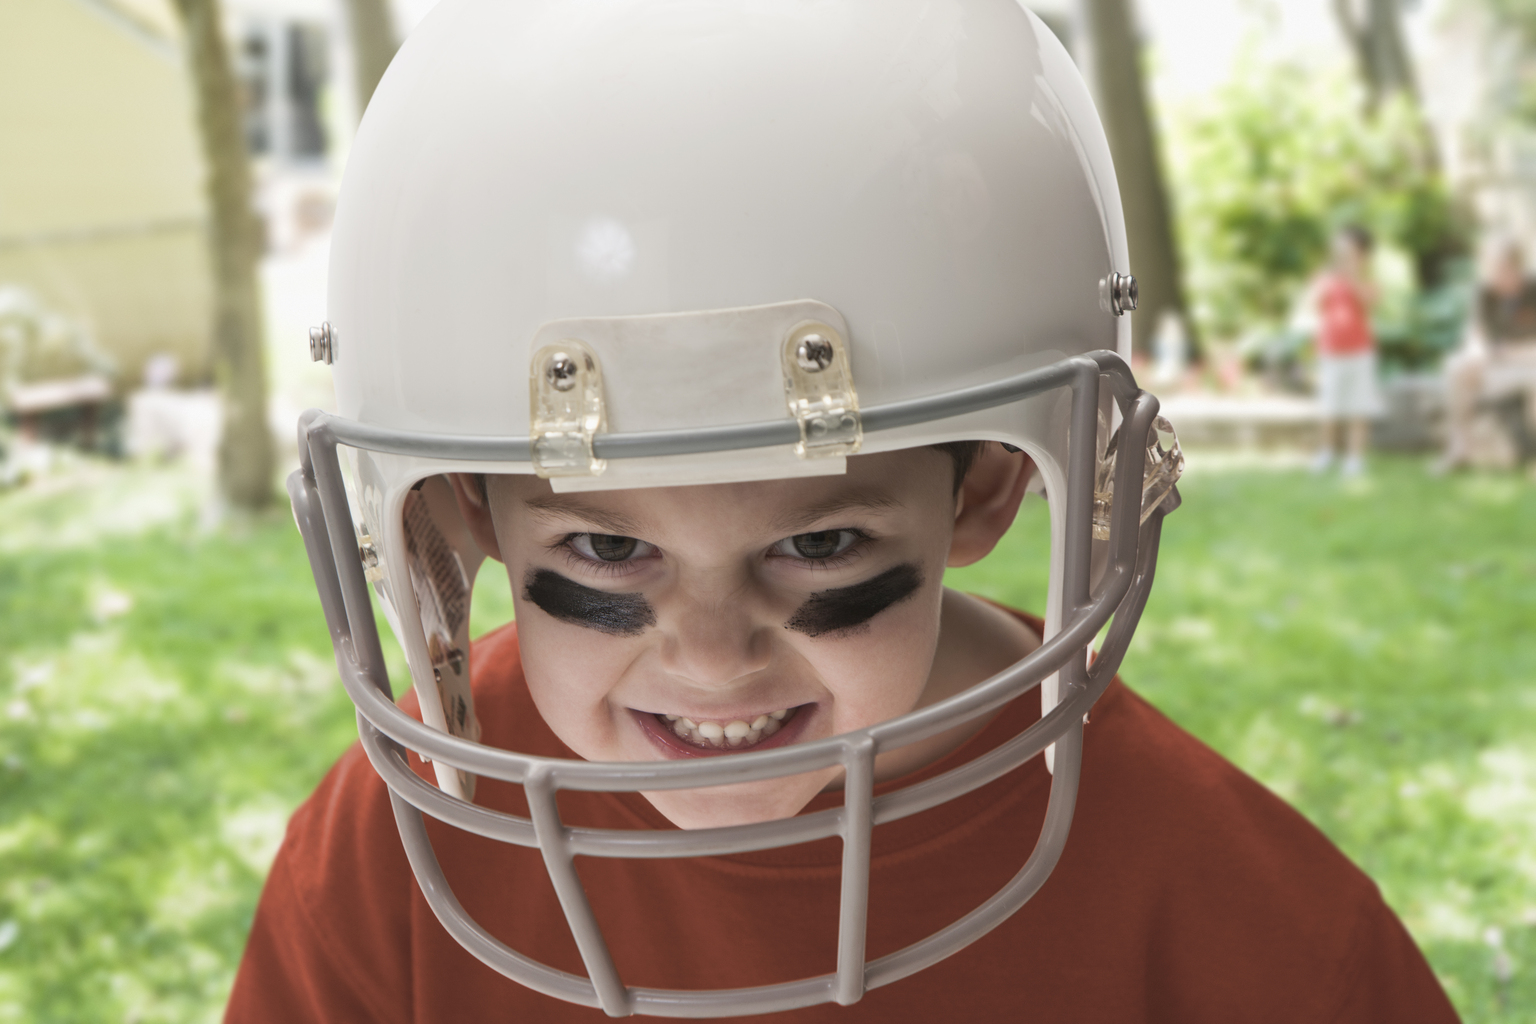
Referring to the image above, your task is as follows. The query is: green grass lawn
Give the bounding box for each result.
[0,456,1531,1021]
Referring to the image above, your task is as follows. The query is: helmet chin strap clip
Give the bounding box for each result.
[783,321,862,458]
[530,339,608,478]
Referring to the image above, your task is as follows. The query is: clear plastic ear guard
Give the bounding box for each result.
[401,479,482,799]
[289,342,1180,1018]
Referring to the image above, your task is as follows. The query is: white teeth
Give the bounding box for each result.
[655,707,795,749]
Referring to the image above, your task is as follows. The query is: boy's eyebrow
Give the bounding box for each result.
[770,493,902,534]
[522,496,644,536]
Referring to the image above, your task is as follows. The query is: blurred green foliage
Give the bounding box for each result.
[0,287,115,389]
[0,459,1531,1020]
[1167,60,1472,364]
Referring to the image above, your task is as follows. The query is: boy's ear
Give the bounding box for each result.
[947,443,1034,568]
[448,473,504,563]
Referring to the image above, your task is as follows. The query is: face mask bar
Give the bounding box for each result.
[288,349,1179,1018]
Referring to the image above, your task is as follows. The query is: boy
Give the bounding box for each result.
[1311,226,1384,477]
[235,446,1454,1020]
[230,1,1457,1019]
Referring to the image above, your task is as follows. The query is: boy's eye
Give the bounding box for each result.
[570,534,651,562]
[775,530,859,561]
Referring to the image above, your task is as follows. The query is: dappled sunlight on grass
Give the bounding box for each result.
[0,460,515,1021]
[948,455,1536,1022]
[0,463,213,556]
[0,466,359,1022]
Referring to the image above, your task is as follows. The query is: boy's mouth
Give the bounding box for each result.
[634,706,808,757]
[662,708,793,748]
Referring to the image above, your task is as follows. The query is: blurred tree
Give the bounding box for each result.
[1465,0,1536,127]
[1083,0,1195,359]
[171,0,274,509]
[1332,0,1419,111]
[346,0,399,113]
[1334,0,1465,281]
[1168,63,1470,352]
[1480,0,1536,37]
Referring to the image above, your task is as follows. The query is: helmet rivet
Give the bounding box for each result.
[795,334,834,372]
[547,354,579,391]
[1108,273,1138,316]
[309,322,334,364]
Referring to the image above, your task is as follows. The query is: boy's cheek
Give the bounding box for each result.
[790,599,942,724]
[517,621,640,741]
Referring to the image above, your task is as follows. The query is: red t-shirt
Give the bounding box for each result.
[227,618,1456,1023]
[1316,273,1375,357]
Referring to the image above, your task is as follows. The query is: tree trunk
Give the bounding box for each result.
[1333,0,1452,283]
[1083,0,1193,360]
[1332,0,1418,112]
[345,0,399,114]
[173,0,275,509]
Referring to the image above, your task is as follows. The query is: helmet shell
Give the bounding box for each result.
[328,0,1129,436]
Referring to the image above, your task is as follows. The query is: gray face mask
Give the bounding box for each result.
[288,347,1180,1017]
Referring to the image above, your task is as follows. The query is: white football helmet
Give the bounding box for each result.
[289,0,1182,1016]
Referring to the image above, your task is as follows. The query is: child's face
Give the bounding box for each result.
[1331,234,1368,278]
[457,448,1020,828]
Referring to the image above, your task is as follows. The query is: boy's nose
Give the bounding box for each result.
[657,590,775,689]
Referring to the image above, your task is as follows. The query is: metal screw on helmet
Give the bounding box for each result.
[1107,273,1138,316]
[795,334,835,372]
[356,536,383,583]
[547,354,579,392]
[309,322,334,364]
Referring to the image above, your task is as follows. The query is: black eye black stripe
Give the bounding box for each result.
[784,563,923,639]
[523,569,656,636]
[523,562,922,640]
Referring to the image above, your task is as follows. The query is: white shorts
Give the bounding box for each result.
[1317,351,1384,419]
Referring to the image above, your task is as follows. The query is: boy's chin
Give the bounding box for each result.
[642,775,833,831]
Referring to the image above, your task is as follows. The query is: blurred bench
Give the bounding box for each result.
[1159,376,1448,453]
[5,374,114,447]
[1158,394,1322,449]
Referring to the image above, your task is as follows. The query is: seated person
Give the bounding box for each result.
[1440,240,1536,470]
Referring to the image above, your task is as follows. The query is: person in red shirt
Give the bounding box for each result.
[229,444,1457,1022]
[1310,225,1384,477]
